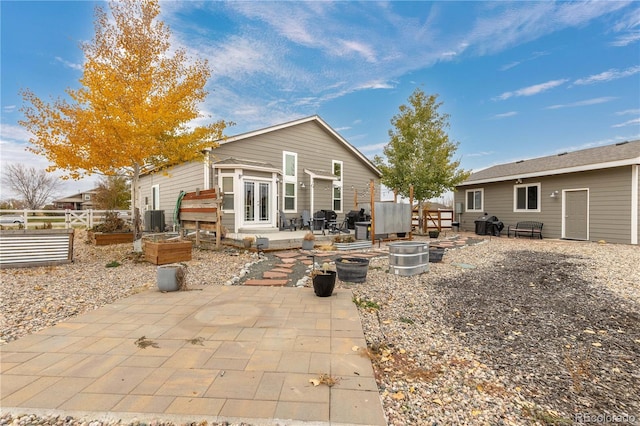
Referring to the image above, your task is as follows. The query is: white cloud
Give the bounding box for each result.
[492,111,518,119]
[611,7,640,46]
[573,65,640,85]
[610,31,640,46]
[3,105,16,113]
[465,151,494,158]
[158,1,636,133]
[494,79,568,101]
[546,96,617,109]
[357,142,387,154]
[54,56,82,71]
[336,40,377,63]
[612,118,640,128]
[0,123,31,142]
[499,51,549,71]
[615,108,640,115]
[466,2,629,56]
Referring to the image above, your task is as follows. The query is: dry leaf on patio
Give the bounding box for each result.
[392,391,405,400]
[309,378,320,386]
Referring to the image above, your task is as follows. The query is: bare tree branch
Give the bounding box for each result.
[1,164,62,209]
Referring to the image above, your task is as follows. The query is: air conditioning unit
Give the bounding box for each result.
[144,210,165,232]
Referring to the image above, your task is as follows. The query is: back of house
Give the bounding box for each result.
[454,140,640,245]
[138,115,382,234]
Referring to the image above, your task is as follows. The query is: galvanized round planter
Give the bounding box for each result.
[335,257,370,283]
[388,241,429,276]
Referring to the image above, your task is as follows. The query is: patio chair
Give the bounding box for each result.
[301,210,312,230]
[279,210,297,231]
[329,216,351,234]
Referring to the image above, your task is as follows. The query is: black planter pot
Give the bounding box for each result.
[312,271,336,297]
[335,257,370,283]
[429,248,445,263]
[429,231,440,238]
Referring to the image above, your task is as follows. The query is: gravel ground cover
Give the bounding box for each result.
[1,231,639,425]
[352,238,640,425]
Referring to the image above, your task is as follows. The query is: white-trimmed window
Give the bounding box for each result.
[332,160,343,212]
[151,184,160,210]
[514,183,540,212]
[465,188,483,212]
[283,151,297,211]
[84,194,91,201]
[221,175,234,211]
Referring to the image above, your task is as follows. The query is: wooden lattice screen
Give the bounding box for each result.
[179,187,222,249]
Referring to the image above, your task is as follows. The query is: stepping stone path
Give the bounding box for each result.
[243,235,484,287]
[243,249,387,287]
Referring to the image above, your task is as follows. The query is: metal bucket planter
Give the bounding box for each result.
[256,237,269,250]
[429,247,445,263]
[157,264,186,292]
[335,257,369,283]
[388,241,429,276]
[302,239,315,250]
[312,271,336,297]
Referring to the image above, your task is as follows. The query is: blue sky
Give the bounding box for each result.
[1,1,639,199]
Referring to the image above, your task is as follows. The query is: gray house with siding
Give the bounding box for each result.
[138,116,382,233]
[454,140,640,245]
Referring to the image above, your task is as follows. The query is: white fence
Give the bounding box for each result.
[0,209,133,229]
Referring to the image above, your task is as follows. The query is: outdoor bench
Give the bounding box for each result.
[507,221,543,239]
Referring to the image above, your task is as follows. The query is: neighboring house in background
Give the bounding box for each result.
[454,140,640,245]
[138,115,383,233]
[53,189,97,210]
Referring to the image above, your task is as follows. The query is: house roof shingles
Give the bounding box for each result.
[460,140,640,185]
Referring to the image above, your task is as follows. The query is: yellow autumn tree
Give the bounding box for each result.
[20,0,227,242]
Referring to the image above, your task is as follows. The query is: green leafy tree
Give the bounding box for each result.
[20,0,227,245]
[374,88,469,207]
[94,175,130,210]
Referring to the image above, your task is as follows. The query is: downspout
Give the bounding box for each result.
[632,165,638,245]
[310,177,315,221]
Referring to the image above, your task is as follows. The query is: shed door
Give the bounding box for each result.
[564,190,588,240]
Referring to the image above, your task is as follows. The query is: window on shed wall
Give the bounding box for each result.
[465,189,483,212]
[332,160,343,212]
[283,151,297,212]
[514,183,540,212]
[221,175,234,211]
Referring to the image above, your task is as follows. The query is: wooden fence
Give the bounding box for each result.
[414,209,454,233]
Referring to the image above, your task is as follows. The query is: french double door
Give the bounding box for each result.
[243,180,271,225]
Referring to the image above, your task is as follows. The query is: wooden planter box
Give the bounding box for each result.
[144,240,192,265]
[90,232,134,246]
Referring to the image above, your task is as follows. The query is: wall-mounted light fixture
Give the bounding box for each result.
[516,178,523,184]
[299,182,306,189]
[549,191,559,198]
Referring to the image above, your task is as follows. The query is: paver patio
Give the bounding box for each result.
[1,283,387,425]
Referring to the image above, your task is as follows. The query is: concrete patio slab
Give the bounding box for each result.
[1,284,387,426]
